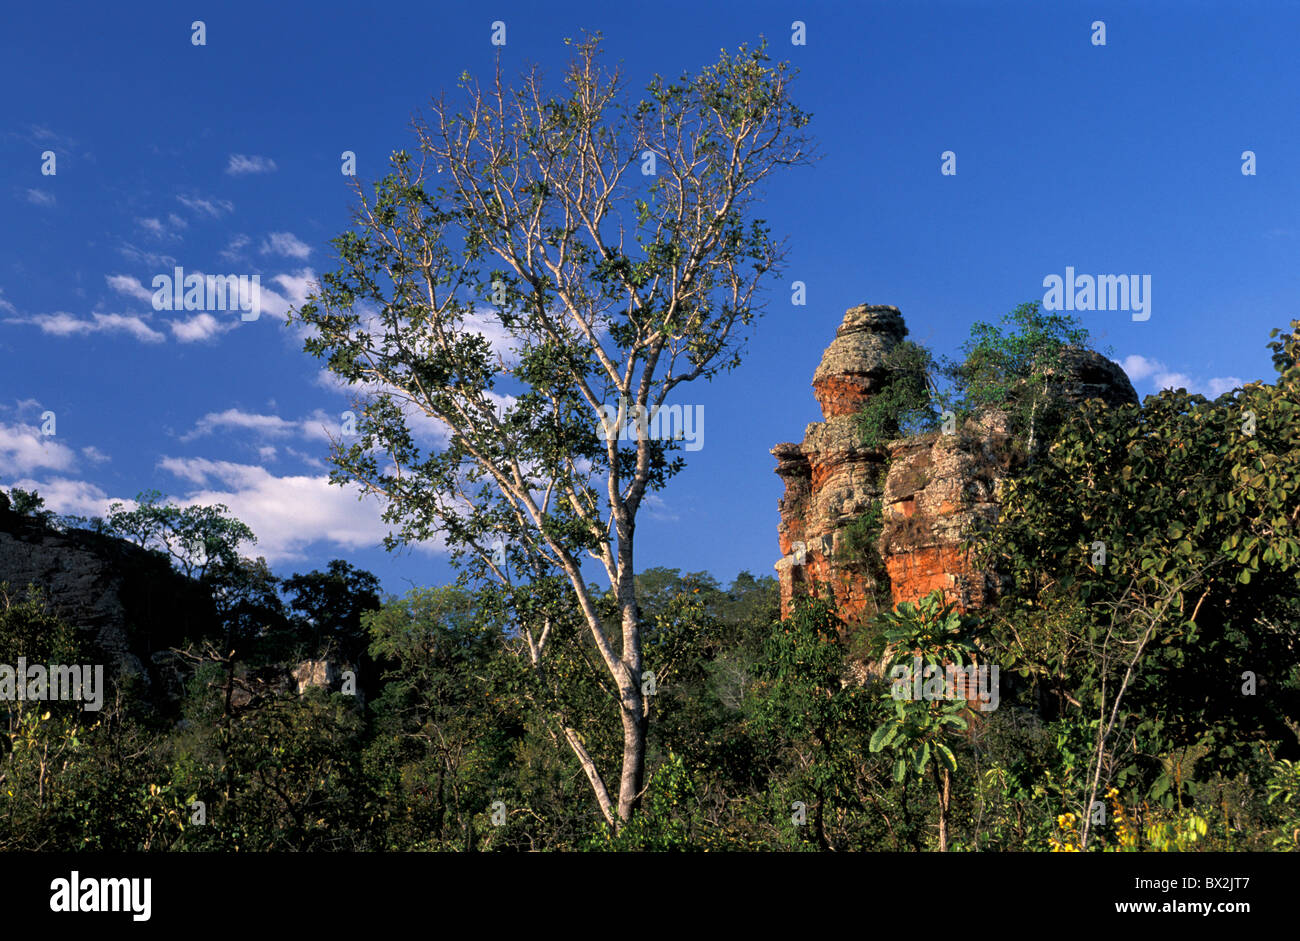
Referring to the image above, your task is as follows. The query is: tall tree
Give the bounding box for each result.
[292,35,814,825]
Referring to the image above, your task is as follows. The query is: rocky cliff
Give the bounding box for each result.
[0,493,360,711]
[0,491,217,701]
[773,304,1137,628]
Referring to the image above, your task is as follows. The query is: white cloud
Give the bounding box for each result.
[28,126,58,142]
[0,287,16,315]
[181,407,337,443]
[176,194,233,218]
[0,421,79,475]
[299,412,337,442]
[2,476,115,519]
[1205,376,1245,397]
[1120,354,1158,382]
[253,268,317,320]
[105,266,305,333]
[5,449,437,563]
[170,313,232,343]
[1,399,44,420]
[182,409,300,441]
[1156,371,1197,391]
[1120,354,1243,398]
[5,311,165,343]
[273,269,317,305]
[9,125,77,152]
[106,274,156,303]
[156,457,432,563]
[261,231,311,259]
[226,154,277,175]
[80,445,111,464]
[157,456,221,486]
[25,188,56,207]
[137,217,165,237]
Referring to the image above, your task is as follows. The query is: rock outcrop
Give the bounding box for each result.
[291,659,339,695]
[774,304,1138,627]
[0,496,217,700]
[0,495,365,712]
[1048,347,1139,410]
[773,305,903,628]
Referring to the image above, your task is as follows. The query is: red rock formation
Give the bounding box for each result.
[772,305,904,629]
[878,411,1014,611]
[774,304,1137,625]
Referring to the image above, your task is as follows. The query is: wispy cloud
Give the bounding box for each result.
[641,492,679,523]
[176,194,233,218]
[5,311,165,344]
[104,266,314,337]
[219,234,251,262]
[117,242,177,268]
[180,407,337,443]
[261,231,311,259]
[25,188,56,207]
[106,274,156,303]
[226,154,277,176]
[8,124,78,153]
[136,213,187,239]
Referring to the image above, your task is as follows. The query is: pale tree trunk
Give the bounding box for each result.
[613,503,647,823]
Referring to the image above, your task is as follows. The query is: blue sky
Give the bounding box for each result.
[2,0,1297,597]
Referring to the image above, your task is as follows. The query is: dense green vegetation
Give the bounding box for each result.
[2,311,1296,852]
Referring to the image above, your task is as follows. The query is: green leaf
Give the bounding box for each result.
[869,723,893,753]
